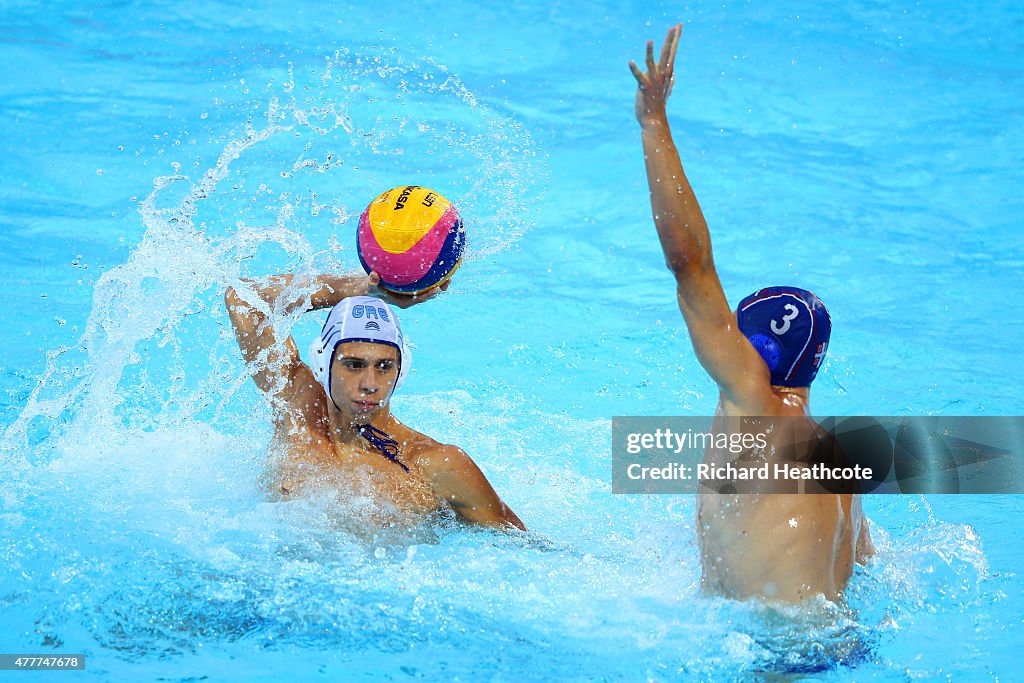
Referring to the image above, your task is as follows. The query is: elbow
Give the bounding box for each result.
[663,246,714,282]
[663,252,689,274]
[500,503,527,532]
[224,284,251,316]
[663,252,701,280]
[224,286,238,311]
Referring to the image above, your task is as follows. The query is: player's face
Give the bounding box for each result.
[329,342,400,419]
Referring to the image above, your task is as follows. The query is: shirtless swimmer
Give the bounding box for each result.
[225,271,525,531]
[630,25,873,602]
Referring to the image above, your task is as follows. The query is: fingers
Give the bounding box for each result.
[387,294,417,309]
[375,278,450,308]
[368,271,381,286]
[403,286,441,306]
[658,26,675,72]
[667,23,682,76]
[630,22,681,119]
[628,59,649,88]
[633,26,682,88]
[659,23,682,75]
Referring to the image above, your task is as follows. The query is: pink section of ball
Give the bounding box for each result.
[358,206,459,286]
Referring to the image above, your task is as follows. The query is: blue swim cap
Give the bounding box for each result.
[736,287,831,387]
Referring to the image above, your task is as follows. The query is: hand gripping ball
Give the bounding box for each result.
[357,185,465,295]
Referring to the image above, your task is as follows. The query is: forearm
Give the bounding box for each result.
[232,272,368,316]
[498,504,527,531]
[640,117,714,276]
[456,502,526,532]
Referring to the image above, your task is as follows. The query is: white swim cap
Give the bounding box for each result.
[308,296,412,405]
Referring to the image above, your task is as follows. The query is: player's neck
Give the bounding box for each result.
[772,386,810,411]
[328,407,395,444]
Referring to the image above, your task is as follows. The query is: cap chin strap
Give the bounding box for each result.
[357,424,408,472]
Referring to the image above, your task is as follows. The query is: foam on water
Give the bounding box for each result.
[0,394,995,679]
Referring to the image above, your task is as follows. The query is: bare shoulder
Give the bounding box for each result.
[398,430,472,474]
[397,428,525,530]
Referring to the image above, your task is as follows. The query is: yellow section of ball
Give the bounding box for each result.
[366,186,452,254]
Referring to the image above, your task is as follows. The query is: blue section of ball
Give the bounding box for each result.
[366,218,466,294]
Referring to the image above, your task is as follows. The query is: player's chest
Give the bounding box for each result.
[282,430,441,514]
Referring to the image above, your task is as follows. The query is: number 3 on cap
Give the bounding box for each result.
[771,304,799,335]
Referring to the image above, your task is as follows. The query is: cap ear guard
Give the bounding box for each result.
[394,336,411,391]
[746,333,781,372]
[308,335,330,392]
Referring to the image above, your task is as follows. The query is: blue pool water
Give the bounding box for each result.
[2,1,1022,680]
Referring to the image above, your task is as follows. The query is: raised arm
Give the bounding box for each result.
[225,271,448,398]
[224,272,375,399]
[630,25,773,409]
[429,445,526,531]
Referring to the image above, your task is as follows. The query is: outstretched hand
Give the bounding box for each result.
[629,23,682,125]
[362,271,450,310]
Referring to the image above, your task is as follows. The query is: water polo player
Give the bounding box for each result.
[631,25,873,602]
[224,270,525,530]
